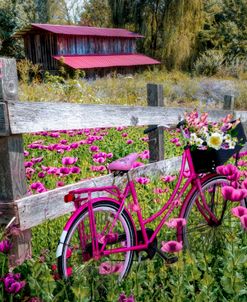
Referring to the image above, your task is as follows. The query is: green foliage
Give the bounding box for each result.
[26,259,56,301]
[162,0,204,70]
[17,59,41,83]
[80,0,112,27]
[200,0,247,61]
[193,49,225,76]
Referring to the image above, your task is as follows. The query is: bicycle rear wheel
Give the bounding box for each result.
[57,200,135,286]
[181,175,247,254]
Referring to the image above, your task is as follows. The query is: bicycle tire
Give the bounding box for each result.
[181,175,247,254]
[57,200,135,282]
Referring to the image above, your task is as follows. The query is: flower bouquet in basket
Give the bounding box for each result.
[183,111,247,173]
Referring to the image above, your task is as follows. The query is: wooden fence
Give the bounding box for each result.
[0,57,247,265]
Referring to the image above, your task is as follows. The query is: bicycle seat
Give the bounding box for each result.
[108,153,139,172]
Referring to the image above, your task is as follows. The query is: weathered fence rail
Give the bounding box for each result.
[0,57,247,265]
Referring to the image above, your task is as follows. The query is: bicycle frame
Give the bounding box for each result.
[67,147,221,258]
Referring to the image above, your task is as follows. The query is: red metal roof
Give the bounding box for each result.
[28,24,143,38]
[53,54,160,69]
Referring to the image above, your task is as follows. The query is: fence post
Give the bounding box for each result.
[0,58,31,266]
[223,95,235,110]
[146,83,164,162]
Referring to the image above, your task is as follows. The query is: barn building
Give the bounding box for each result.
[14,23,160,76]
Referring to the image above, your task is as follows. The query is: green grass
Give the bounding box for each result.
[18,69,247,110]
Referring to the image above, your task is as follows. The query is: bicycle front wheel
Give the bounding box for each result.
[181,175,247,254]
[57,200,135,285]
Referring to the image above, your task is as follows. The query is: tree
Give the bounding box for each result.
[161,0,204,70]
[107,0,204,70]
[199,0,247,61]
[80,0,112,27]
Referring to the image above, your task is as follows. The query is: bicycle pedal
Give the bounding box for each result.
[155,248,178,264]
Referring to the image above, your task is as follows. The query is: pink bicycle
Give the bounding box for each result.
[56,122,247,282]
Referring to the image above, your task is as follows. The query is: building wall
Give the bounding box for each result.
[57,35,136,55]
[23,31,137,71]
[24,33,58,70]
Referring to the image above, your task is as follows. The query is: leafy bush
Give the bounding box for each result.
[194,50,225,76]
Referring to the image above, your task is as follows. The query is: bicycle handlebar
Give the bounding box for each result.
[144,120,186,135]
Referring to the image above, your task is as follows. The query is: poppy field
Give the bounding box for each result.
[0,125,247,302]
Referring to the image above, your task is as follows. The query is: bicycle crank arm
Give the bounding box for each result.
[155,247,178,264]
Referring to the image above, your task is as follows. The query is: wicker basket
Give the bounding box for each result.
[191,121,247,173]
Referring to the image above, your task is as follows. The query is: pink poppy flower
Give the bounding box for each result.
[90,165,106,172]
[242,179,247,190]
[161,175,176,183]
[70,167,81,174]
[0,240,12,254]
[30,182,44,190]
[132,162,144,168]
[128,203,141,212]
[126,139,133,144]
[24,150,29,157]
[118,293,135,302]
[122,133,128,137]
[153,188,164,194]
[237,160,247,167]
[31,157,44,164]
[59,167,70,175]
[89,145,99,152]
[67,267,73,277]
[26,167,35,179]
[62,157,78,165]
[216,164,240,181]
[139,150,150,160]
[170,138,179,143]
[106,152,113,158]
[165,218,187,229]
[99,262,123,275]
[60,139,67,144]
[161,240,183,253]
[66,248,72,258]
[93,157,106,164]
[50,132,60,138]
[70,142,79,149]
[38,172,46,179]
[231,206,247,218]
[140,137,148,142]
[47,167,58,174]
[135,177,150,185]
[24,161,34,168]
[183,170,190,178]
[222,186,247,201]
[117,126,124,131]
[240,215,247,230]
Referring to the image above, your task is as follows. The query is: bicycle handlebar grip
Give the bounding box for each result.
[144,125,158,134]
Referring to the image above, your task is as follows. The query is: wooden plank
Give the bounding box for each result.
[0,102,10,135]
[7,101,238,134]
[223,95,235,110]
[0,57,31,267]
[235,111,247,122]
[15,156,182,230]
[147,83,164,162]
[0,135,27,202]
[0,58,18,102]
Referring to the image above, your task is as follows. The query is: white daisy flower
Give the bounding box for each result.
[228,140,236,149]
[207,133,223,150]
